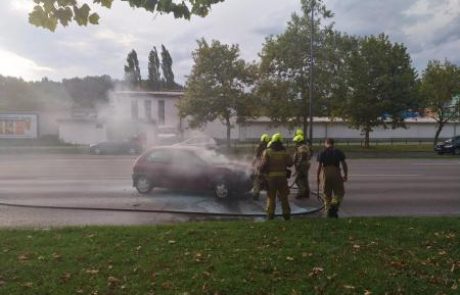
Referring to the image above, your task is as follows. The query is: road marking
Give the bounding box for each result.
[351,174,420,177]
[412,162,460,166]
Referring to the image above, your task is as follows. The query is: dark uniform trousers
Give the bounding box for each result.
[321,166,345,214]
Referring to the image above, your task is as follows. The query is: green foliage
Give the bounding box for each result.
[124,50,141,88]
[160,45,175,89]
[178,39,257,146]
[257,0,344,129]
[148,46,162,91]
[29,0,225,31]
[0,75,113,111]
[0,218,459,294]
[0,75,72,111]
[333,34,419,148]
[420,60,460,144]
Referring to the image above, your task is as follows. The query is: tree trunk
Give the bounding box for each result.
[433,122,445,146]
[364,127,370,149]
[226,116,231,149]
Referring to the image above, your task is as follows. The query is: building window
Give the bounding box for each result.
[144,100,152,121]
[158,100,165,125]
[131,100,138,119]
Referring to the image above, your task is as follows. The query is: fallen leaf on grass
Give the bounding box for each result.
[168,240,176,244]
[107,276,120,287]
[22,282,33,288]
[343,285,355,289]
[18,254,29,261]
[308,267,324,277]
[85,269,99,275]
[364,290,372,295]
[451,264,456,273]
[286,256,295,261]
[352,244,361,249]
[52,253,62,260]
[452,282,458,290]
[61,272,72,283]
[438,250,447,256]
[0,280,5,287]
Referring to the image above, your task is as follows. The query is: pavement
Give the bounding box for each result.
[0,154,459,227]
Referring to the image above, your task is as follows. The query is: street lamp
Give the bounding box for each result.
[308,1,315,146]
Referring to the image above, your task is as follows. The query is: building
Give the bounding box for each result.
[58,90,460,145]
[58,91,183,145]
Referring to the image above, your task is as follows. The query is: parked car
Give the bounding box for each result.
[89,140,143,155]
[434,136,460,155]
[173,136,218,149]
[132,146,252,199]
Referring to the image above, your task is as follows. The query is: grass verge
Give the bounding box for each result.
[0,218,459,294]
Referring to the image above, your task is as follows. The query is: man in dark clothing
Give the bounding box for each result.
[251,134,270,200]
[259,133,293,220]
[316,138,348,218]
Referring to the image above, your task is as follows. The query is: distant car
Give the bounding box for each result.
[132,146,252,199]
[89,141,143,155]
[173,136,218,149]
[434,136,460,155]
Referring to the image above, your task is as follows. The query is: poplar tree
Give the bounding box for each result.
[124,49,141,88]
[148,46,162,90]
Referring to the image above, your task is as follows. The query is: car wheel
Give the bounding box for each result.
[128,147,137,155]
[94,148,102,155]
[135,176,153,194]
[214,181,230,199]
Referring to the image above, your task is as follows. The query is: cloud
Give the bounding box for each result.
[0,0,459,82]
[0,48,54,80]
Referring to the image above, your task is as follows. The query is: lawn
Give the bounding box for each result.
[0,218,459,294]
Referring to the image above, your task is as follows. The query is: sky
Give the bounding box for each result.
[1,0,460,84]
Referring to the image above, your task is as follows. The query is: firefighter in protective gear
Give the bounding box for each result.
[316,138,348,218]
[293,134,312,199]
[295,128,304,137]
[251,134,270,200]
[259,133,293,220]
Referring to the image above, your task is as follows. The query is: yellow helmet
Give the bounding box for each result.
[271,133,282,143]
[293,134,304,143]
[295,128,304,136]
[260,133,270,143]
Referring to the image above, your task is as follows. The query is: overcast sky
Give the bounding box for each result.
[1,0,459,83]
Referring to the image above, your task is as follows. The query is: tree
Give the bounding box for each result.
[257,0,341,135]
[62,75,113,108]
[148,46,162,91]
[334,34,419,148]
[29,0,225,31]
[124,50,141,88]
[161,44,175,89]
[178,39,257,147]
[420,60,460,145]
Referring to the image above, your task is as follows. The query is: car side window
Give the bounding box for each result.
[147,150,171,163]
[171,150,206,167]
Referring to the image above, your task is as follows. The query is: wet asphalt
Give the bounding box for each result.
[0,154,459,227]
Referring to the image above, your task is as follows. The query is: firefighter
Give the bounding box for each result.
[251,133,270,200]
[259,133,293,220]
[316,138,348,218]
[293,134,312,199]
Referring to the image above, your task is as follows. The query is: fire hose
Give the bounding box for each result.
[0,192,323,218]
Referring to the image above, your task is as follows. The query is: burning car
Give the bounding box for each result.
[132,146,252,199]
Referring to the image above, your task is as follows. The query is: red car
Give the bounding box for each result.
[132,146,252,199]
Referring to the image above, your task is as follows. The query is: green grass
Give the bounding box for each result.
[1,218,459,294]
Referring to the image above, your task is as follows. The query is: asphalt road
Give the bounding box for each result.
[0,154,459,227]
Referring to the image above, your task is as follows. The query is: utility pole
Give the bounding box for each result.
[308,1,315,145]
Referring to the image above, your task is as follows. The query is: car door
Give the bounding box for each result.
[168,150,209,191]
[144,149,173,187]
